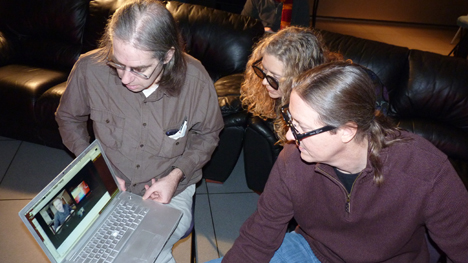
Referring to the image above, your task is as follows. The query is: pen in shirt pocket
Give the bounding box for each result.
[165,117,187,136]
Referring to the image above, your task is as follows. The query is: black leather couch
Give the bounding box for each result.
[244,30,468,193]
[0,0,263,183]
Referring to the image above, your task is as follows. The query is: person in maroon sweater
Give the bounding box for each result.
[207,62,468,262]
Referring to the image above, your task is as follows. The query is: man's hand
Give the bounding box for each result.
[142,168,184,204]
[116,176,127,191]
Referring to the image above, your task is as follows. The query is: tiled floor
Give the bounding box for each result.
[0,19,460,263]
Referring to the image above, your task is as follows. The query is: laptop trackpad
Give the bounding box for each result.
[118,230,164,263]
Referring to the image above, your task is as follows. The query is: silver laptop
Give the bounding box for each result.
[19,139,182,263]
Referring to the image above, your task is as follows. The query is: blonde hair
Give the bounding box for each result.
[241,26,342,144]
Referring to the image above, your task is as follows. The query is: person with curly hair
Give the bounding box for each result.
[241,26,340,144]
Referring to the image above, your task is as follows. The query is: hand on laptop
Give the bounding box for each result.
[142,168,183,204]
[116,176,127,191]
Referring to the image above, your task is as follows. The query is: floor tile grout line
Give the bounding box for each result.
[205,181,221,259]
[0,140,23,187]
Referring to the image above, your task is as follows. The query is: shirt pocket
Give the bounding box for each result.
[90,109,125,149]
[156,123,188,159]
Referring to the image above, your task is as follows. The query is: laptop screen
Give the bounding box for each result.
[21,143,119,262]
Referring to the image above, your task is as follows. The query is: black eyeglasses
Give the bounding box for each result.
[252,58,280,90]
[281,104,336,144]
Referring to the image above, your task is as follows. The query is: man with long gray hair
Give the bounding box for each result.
[56,1,223,262]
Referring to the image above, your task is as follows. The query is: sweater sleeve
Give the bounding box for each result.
[424,159,468,262]
[222,146,296,262]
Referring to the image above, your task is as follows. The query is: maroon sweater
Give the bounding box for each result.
[223,131,468,262]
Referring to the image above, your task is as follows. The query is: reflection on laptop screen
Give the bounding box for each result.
[22,146,118,262]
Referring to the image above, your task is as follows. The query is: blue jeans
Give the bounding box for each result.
[205,231,321,263]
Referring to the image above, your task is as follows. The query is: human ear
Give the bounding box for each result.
[164,47,175,64]
[340,122,358,143]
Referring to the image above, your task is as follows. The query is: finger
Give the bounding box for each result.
[142,188,152,200]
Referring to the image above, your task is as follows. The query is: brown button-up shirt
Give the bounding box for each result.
[56,49,224,196]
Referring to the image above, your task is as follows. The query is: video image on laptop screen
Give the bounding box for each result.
[19,143,121,262]
[27,153,118,251]
[40,190,76,235]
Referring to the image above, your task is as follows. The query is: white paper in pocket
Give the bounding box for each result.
[168,119,187,140]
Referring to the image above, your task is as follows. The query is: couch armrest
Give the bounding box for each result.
[244,116,283,192]
[203,73,247,183]
[215,73,245,116]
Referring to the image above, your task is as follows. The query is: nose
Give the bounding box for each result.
[262,76,270,87]
[285,128,294,141]
[120,69,135,84]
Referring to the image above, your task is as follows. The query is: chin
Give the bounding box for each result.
[126,86,143,93]
[300,153,315,163]
[268,93,281,99]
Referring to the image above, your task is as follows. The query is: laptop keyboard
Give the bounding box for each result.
[73,200,150,263]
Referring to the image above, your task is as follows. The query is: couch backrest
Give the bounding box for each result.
[319,30,410,96]
[0,0,89,70]
[166,1,263,81]
[394,50,468,130]
[82,0,133,54]
[393,50,468,161]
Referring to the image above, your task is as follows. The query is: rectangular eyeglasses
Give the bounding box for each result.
[280,104,336,144]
